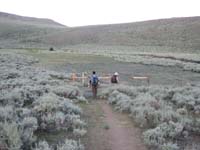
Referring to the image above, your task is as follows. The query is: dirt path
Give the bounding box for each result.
[81,100,147,150]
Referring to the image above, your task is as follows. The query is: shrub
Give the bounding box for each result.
[0,106,16,122]
[49,47,54,51]
[100,84,200,149]
[0,121,22,150]
[33,93,83,131]
[73,128,87,137]
[34,141,51,150]
[0,53,86,149]
[143,121,183,148]
[52,85,80,99]
[34,139,84,150]
[161,142,179,150]
[57,139,84,150]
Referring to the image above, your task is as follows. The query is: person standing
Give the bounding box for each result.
[111,72,119,84]
[90,71,99,98]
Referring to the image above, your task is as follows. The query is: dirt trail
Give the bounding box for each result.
[81,100,147,150]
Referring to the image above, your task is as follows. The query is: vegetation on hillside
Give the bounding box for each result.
[0,12,66,49]
[0,12,200,51]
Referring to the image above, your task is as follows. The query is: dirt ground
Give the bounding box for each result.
[81,99,147,150]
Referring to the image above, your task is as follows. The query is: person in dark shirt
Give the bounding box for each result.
[90,71,99,98]
[111,72,119,84]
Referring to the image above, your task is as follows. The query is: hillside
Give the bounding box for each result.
[0,11,200,51]
[44,17,200,51]
[0,12,66,49]
[0,12,66,27]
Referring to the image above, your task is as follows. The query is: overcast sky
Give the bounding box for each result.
[0,0,199,27]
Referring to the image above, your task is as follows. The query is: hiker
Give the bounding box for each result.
[90,71,99,98]
[111,72,119,84]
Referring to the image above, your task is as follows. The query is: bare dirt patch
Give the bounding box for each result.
[81,100,111,150]
[81,100,147,150]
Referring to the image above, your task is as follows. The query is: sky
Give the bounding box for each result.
[0,0,199,27]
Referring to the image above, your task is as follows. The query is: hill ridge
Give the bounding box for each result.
[0,11,200,50]
[0,11,66,27]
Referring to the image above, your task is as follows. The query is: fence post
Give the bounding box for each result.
[71,73,76,81]
[82,72,85,85]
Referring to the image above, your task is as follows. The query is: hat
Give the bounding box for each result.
[114,72,119,76]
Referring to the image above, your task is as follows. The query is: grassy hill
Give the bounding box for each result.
[0,12,66,49]
[44,17,200,51]
[0,11,200,51]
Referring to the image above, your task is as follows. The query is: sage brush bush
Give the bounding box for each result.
[33,93,84,131]
[34,139,84,150]
[100,84,200,149]
[0,53,86,149]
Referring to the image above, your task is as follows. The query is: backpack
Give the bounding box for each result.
[91,75,98,86]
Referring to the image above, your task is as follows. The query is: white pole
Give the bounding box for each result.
[82,72,85,85]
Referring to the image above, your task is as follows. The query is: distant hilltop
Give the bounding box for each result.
[0,11,200,51]
[0,11,66,28]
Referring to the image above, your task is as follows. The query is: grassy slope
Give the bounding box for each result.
[0,11,200,51]
[0,12,66,49]
[44,17,200,51]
